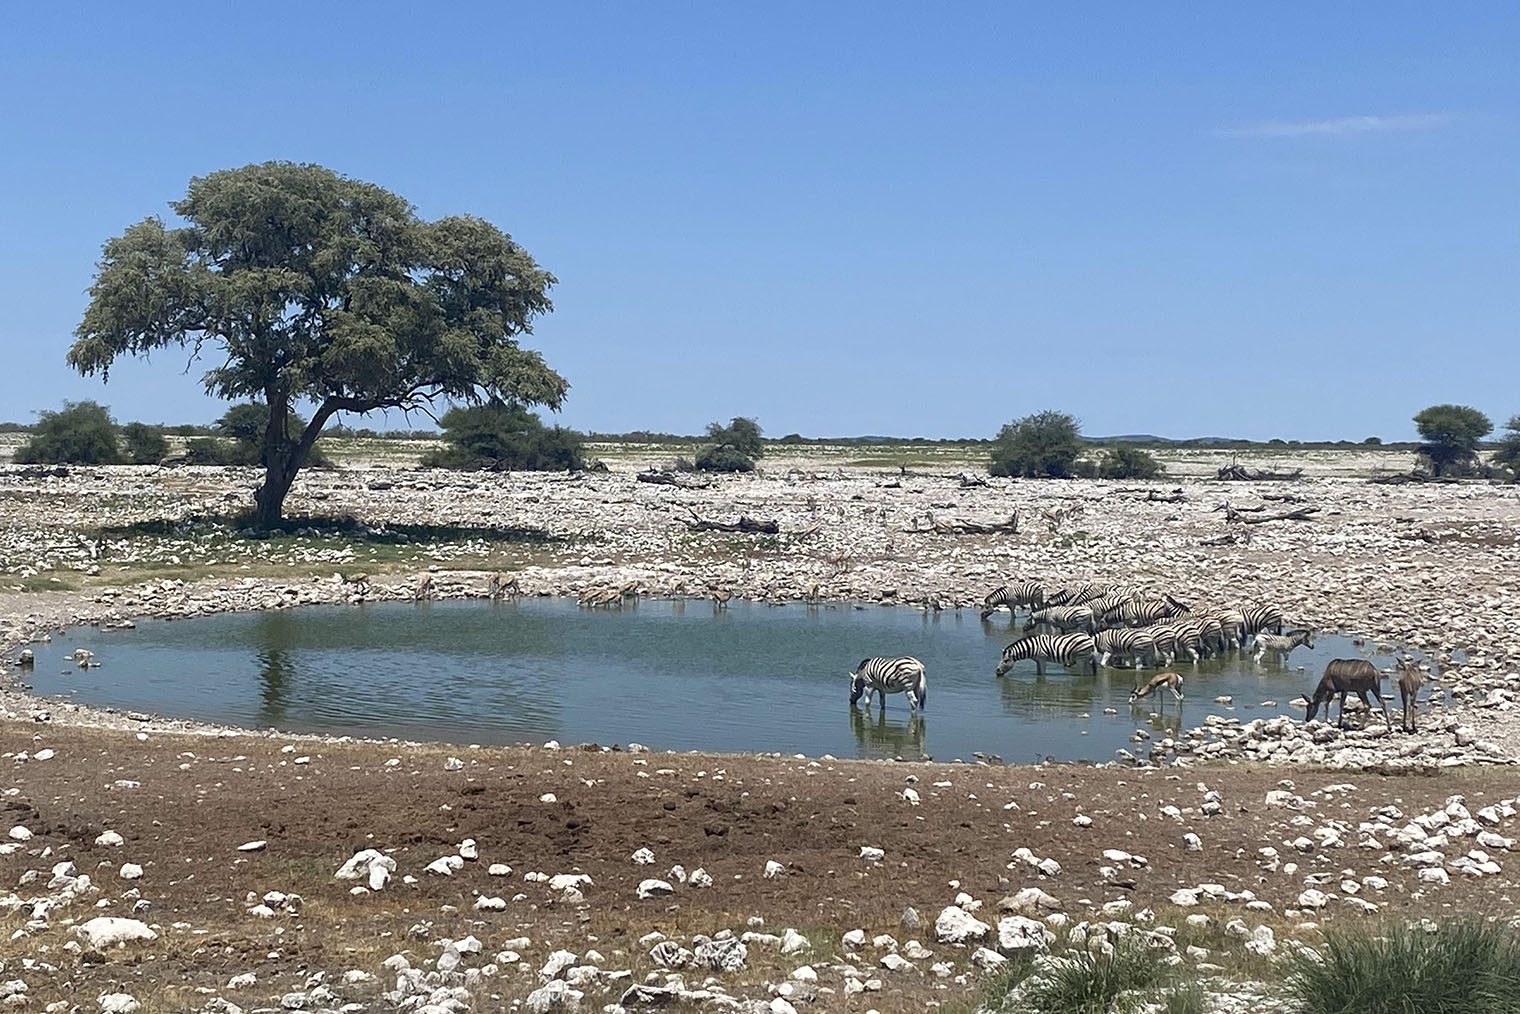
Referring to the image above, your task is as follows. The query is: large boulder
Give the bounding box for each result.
[75,917,157,949]
[996,915,1053,956]
[933,905,991,945]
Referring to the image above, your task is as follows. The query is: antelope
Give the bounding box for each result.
[487,572,519,599]
[16,649,34,669]
[342,571,370,595]
[1396,658,1431,733]
[413,574,435,601]
[1305,659,1392,731]
[1129,671,1184,705]
[710,588,733,610]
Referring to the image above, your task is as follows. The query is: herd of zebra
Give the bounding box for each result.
[983,579,1310,676]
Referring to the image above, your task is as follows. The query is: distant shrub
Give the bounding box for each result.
[1414,404,1492,477]
[120,422,169,464]
[14,401,121,464]
[1284,918,1520,1014]
[1362,436,1383,445]
[1098,445,1165,480]
[183,436,258,465]
[989,411,1083,478]
[1069,458,1099,479]
[695,417,764,472]
[421,403,585,471]
[1491,416,1520,475]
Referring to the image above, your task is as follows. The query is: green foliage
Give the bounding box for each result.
[120,422,169,464]
[1491,415,1520,472]
[421,403,585,471]
[1413,404,1492,476]
[696,417,764,472]
[1362,435,1383,445]
[69,162,562,525]
[1158,982,1208,1014]
[1283,918,1520,1014]
[183,436,258,465]
[215,402,332,467]
[1098,445,1165,480]
[989,411,1084,478]
[1010,939,1173,1014]
[14,401,121,464]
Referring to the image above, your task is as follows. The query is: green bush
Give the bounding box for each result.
[120,422,169,464]
[14,401,121,464]
[1098,445,1165,480]
[182,436,258,465]
[1414,404,1492,477]
[695,417,763,472]
[1283,918,1520,1014]
[990,410,1083,478]
[420,403,585,471]
[1017,940,1171,1014]
[1492,415,1520,474]
[214,402,332,467]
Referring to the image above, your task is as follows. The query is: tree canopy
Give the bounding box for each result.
[696,417,764,472]
[1413,404,1491,477]
[1492,415,1520,474]
[14,401,121,465]
[421,402,585,471]
[989,410,1084,478]
[68,162,564,526]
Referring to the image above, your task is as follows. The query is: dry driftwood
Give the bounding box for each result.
[1217,464,1304,482]
[958,473,989,488]
[1224,502,1320,525]
[637,470,710,489]
[903,513,1020,535]
[679,508,780,534]
[1201,532,1251,547]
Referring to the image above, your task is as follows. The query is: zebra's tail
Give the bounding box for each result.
[915,666,928,711]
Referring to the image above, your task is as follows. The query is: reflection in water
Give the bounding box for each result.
[849,706,927,760]
[256,647,293,726]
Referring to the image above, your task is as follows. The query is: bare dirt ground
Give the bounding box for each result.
[6,724,1520,1014]
[2,445,1520,1012]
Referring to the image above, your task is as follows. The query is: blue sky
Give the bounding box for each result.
[1,3,1515,440]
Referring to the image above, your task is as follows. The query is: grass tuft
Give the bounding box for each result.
[1282,917,1520,1014]
[991,938,1171,1014]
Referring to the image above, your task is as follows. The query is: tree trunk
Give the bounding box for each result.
[251,395,338,529]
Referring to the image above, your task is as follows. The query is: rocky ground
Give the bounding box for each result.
[2,448,1520,1011]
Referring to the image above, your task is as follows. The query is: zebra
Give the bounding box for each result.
[1253,628,1315,663]
[995,632,1097,677]
[980,582,1044,620]
[1110,595,1189,628]
[1149,621,1204,664]
[1094,628,1158,669]
[848,657,928,712]
[1234,604,1285,643]
[1045,582,1113,608]
[1024,605,1097,634]
[1090,590,1142,624]
[1214,610,1246,650]
[1129,671,1184,705]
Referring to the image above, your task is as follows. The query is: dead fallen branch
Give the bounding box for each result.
[1217,464,1303,482]
[903,513,1020,535]
[636,470,711,489]
[1201,532,1251,547]
[679,508,779,534]
[1225,503,1320,525]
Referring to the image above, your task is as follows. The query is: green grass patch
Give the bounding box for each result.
[985,938,1175,1014]
[1282,917,1520,1014]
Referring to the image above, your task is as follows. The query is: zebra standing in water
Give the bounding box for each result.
[995,633,1097,676]
[1094,628,1158,669]
[1024,604,1097,633]
[980,582,1045,620]
[1254,628,1315,663]
[1233,604,1285,644]
[848,657,928,713]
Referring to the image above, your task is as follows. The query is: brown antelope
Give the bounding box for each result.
[1396,658,1431,733]
[710,587,732,610]
[1129,671,1184,705]
[413,574,435,601]
[342,572,370,595]
[487,572,518,599]
[1305,659,1391,731]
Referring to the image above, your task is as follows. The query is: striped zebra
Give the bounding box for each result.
[1045,582,1112,608]
[1024,604,1097,634]
[980,582,1045,620]
[848,657,928,712]
[995,632,1097,677]
[1234,604,1285,643]
[1214,610,1246,650]
[1148,622,1202,664]
[1108,596,1189,628]
[1094,628,1158,669]
[1254,628,1315,663]
[1172,617,1224,658]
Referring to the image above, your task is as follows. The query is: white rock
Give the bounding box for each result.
[791,965,818,982]
[879,953,913,972]
[458,839,478,860]
[689,867,714,888]
[488,862,512,876]
[227,973,257,989]
[524,980,582,1013]
[97,994,140,1013]
[237,840,267,852]
[769,999,797,1014]
[780,928,811,954]
[842,929,867,950]
[119,863,143,880]
[933,906,991,945]
[7,827,32,842]
[425,856,465,876]
[74,917,158,949]
[334,848,397,891]
[1417,867,1450,885]
[631,847,655,865]
[859,846,885,861]
[637,879,674,899]
[996,915,1052,955]
[540,949,578,981]
[764,860,786,878]
[1296,890,1328,909]
[94,830,124,847]
[474,896,507,911]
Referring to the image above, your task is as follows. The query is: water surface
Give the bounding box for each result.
[25,600,1400,762]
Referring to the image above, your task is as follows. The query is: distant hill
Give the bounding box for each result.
[1087,434,1241,445]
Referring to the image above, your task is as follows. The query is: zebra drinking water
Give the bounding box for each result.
[1094,628,1158,669]
[1253,628,1315,663]
[1023,605,1097,634]
[848,656,928,713]
[995,632,1098,677]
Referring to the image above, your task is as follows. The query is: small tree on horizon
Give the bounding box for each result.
[1098,444,1165,480]
[1413,404,1491,476]
[14,401,121,465]
[1492,415,1520,476]
[68,161,564,527]
[696,417,764,472]
[421,402,585,471]
[120,422,169,464]
[989,410,1083,478]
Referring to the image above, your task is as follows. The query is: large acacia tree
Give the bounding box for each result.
[69,162,565,526]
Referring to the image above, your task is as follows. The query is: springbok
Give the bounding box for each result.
[487,572,518,599]
[413,574,435,601]
[1396,658,1431,733]
[1129,671,1184,706]
[1305,659,1392,731]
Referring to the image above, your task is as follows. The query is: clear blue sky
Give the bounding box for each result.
[2,3,1515,440]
